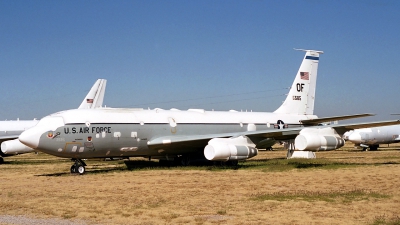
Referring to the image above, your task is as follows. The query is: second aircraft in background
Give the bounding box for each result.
[344,124,400,151]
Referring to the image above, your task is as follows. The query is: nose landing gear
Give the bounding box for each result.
[70,159,87,175]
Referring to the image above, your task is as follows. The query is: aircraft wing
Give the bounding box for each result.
[147,120,400,151]
[0,135,20,142]
[327,120,400,135]
[147,127,301,151]
[244,119,400,139]
[300,113,374,125]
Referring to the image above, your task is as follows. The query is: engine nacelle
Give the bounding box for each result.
[295,127,345,151]
[204,136,258,161]
[1,139,34,155]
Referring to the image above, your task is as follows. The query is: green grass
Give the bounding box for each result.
[243,158,347,171]
[371,215,400,225]
[163,158,356,172]
[216,209,227,215]
[251,189,390,203]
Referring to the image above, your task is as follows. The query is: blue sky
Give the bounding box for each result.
[1,0,399,122]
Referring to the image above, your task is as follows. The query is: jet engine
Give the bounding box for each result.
[204,136,258,161]
[1,139,34,155]
[295,127,345,151]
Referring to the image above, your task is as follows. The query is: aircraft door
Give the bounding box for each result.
[64,137,95,153]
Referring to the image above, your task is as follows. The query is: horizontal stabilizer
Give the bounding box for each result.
[300,113,374,125]
[293,48,324,54]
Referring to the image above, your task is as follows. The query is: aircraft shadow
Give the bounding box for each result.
[35,166,128,177]
[35,160,242,176]
[124,160,242,170]
[34,158,400,176]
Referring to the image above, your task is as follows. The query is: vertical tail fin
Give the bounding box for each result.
[78,79,107,109]
[274,49,323,115]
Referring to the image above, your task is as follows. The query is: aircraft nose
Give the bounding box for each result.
[342,131,352,140]
[348,132,362,143]
[19,127,42,149]
[19,116,65,149]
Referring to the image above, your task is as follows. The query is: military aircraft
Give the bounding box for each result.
[343,125,400,150]
[0,79,107,163]
[18,50,400,174]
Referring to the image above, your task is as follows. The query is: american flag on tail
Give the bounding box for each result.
[300,72,309,80]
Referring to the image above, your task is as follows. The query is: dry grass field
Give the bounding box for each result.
[1,142,400,225]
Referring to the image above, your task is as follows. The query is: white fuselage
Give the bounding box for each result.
[345,125,400,145]
[54,108,318,127]
[19,108,318,159]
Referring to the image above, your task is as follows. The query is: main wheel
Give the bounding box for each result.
[70,165,77,173]
[180,156,191,166]
[175,155,190,166]
[77,165,85,175]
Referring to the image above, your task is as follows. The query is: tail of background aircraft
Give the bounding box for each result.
[78,79,107,109]
[274,49,323,115]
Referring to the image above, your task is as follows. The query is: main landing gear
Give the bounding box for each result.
[70,159,87,175]
[159,154,240,167]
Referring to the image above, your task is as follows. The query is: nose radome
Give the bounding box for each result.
[19,116,65,149]
[19,127,41,149]
[342,131,352,141]
[348,132,362,143]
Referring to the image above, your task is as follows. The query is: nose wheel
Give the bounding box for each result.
[70,159,87,175]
